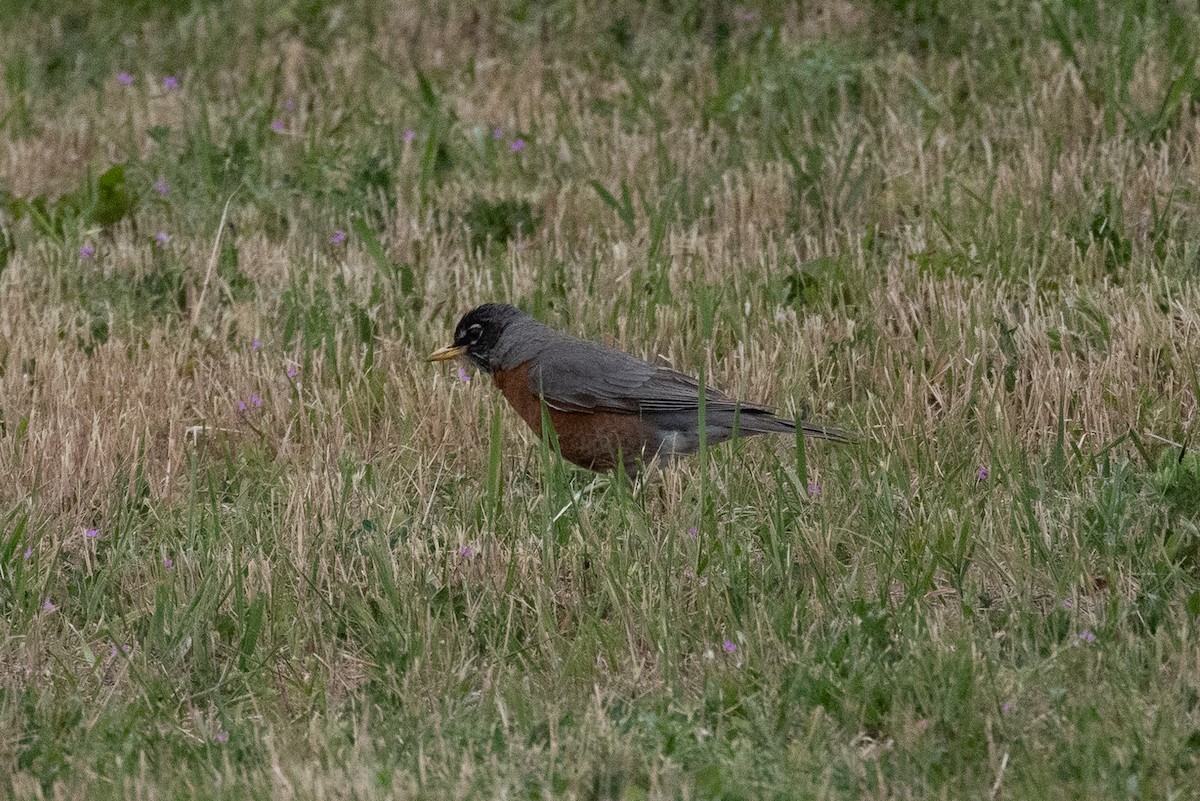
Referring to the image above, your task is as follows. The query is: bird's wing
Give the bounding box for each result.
[525,338,768,416]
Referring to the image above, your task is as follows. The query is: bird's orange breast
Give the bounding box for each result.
[491,360,656,472]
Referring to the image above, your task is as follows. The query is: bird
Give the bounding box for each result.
[429,303,853,474]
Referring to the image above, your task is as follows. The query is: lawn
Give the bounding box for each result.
[1,0,1199,798]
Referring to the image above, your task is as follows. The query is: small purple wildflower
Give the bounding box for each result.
[510,138,526,153]
[330,230,347,245]
[250,394,262,408]
[492,127,504,140]
[287,365,298,379]
[237,400,247,412]
[163,76,179,91]
[43,598,55,612]
[153,177,169,195]
[215,731,229,744]
[808,482,821,497]
[1002,700,1015,714]
[117,71,134,85]
[404,128,416,142]
[85,528,100,539]
[977,466,990,481]
[722,639,737,654]
[110,645,118,656]
[1079,630,1096,644]
[251,338,261,351]
[458,545,474,558]
[155,231,170,246]
[687,526,698,539]
[284,98,296,111]
[1061,598,1073,610]
[270,119,285,133]
[456,366,471,384]
[80,243,95,260]
[737,10,758,21]
[122,643,132,653]
[163,557,174,569]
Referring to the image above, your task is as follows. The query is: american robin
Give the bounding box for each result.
[429,303,853,474]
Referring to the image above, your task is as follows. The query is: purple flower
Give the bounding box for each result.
[1079,630,1096,644]
[737,10,758,21]
[977,466,990,481]
[807,482,821,497]
[43,598,55,612]
[404,129,416,142]
[492,127,504,140]
[122,643,131,653]
[1002,700,1015,714]
[456,366,471,384]
[287,365,298,379]
[330,230,347,245]
[163,76,179,91]
[251,338,261,351]
[284,98,296,111]
[215,731,229,744]
[110,645,118,656]
[85,528,100,539]
[270,119,285,133]
[24,546,32,559]
[458,545,474,558]
[237,400,247,412]
[153,177,169,195]
[250,394,262,408]
[117,71,134,86]
[1061,598,1073,610]
[510,138,526,153]
[80,244,95,260]
[155,231,170,246]
[722,639,737,654]
[163,557,174,569]
[687,526,698,539]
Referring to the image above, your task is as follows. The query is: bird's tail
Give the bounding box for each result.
[797,420,858,443]
[733,410,859,444]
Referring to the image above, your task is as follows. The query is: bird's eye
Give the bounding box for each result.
[467,323,483,344]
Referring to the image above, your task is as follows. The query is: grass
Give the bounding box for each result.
[1,0,1199,797]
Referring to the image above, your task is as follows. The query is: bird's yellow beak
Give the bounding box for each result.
[427,344,467,362]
